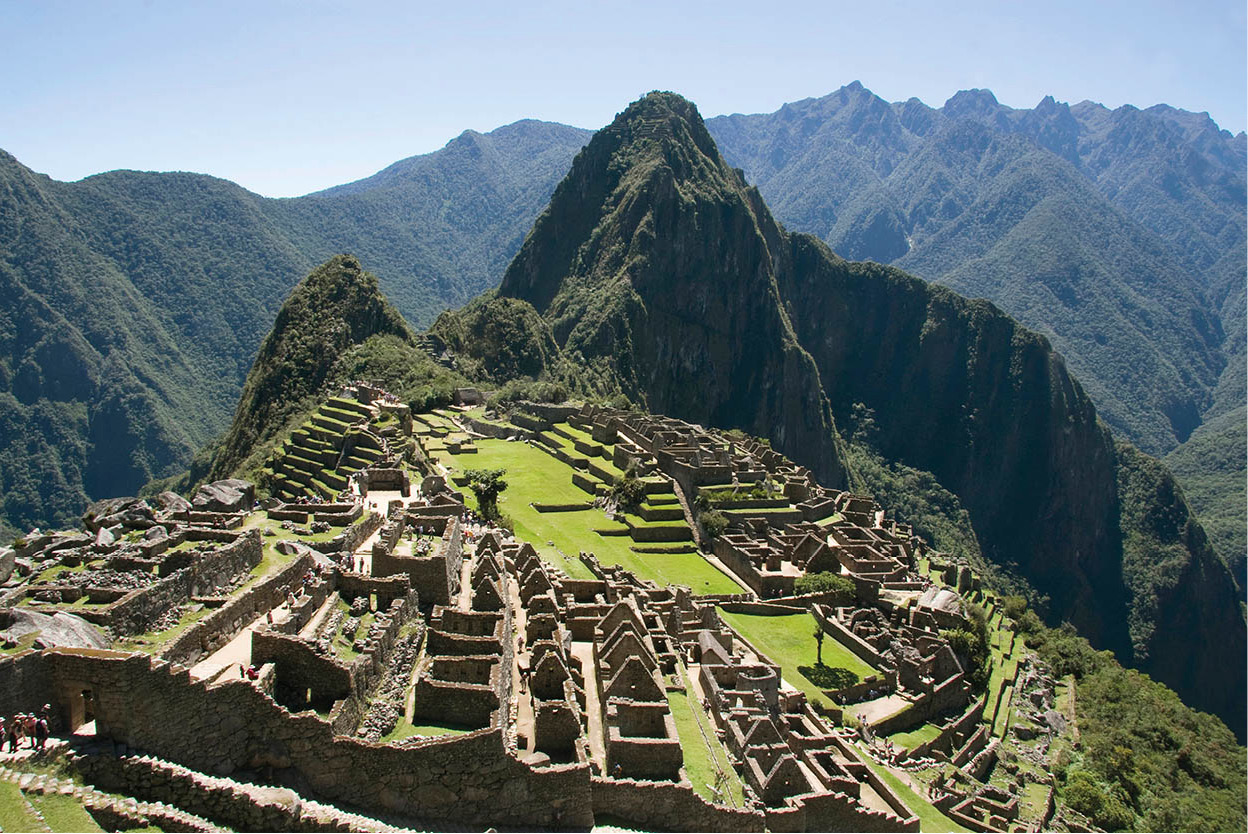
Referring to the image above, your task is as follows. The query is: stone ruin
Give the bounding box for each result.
[0,391,1033,831]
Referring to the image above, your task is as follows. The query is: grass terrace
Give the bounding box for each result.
[432,437,742,593]
[667,663,747,807]
[886,722,943,751]
[716,609,876,704]
[860,757,971,833]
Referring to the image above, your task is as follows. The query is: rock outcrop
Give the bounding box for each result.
[192,479,255,513]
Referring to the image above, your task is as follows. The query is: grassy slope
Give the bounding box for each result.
[431,437,743,593]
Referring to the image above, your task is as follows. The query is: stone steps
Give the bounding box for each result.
[0,762,221,833]
[70,749,403,832]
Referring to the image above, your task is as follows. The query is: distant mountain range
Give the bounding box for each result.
[0,84,1242,584]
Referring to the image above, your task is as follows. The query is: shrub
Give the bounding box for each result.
[464,468,508,521]
[794,571,855,597]
[698,510,729,538]
[610,469,647,512]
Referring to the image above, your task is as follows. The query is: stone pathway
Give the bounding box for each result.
[188,603,291,682]
[571,640,605,771]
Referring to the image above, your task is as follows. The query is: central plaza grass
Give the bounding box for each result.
[717,609,876,703]
[433,438,743,594]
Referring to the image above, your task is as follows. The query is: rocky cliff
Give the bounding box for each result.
[484,91,1245,733]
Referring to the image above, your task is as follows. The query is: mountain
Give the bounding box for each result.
[206,254,412,481]
[705,82,1246,581]
[0,120,590,538]
[447,91,1244,733]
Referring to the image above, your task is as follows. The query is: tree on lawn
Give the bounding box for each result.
[813,626,825,666]
[465,468,508,521]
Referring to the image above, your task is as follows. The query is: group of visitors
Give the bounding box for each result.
[1,705,51,753]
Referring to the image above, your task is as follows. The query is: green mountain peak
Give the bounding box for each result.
[207,254,411,481]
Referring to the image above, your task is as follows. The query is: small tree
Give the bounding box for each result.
[465,468,508,521]
[813,627,825,666]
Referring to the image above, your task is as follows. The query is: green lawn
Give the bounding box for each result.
[434,438,743,593]
[26,792,104,832]
[667,664,747,807]
[0,781,45,832]
[382,719,474,742]
[716,609,876,703]
[887,722,943,750]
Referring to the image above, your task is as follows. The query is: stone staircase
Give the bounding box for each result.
[69,746,403,832]
[0,760,220,832]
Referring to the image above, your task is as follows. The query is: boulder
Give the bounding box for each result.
[94,527,115,548]
[0,547,14,583]
[0,609,111,651]
[84,497,156,531]
[917,586,964,617]
[155,491,192,514]
[193,479,256,513]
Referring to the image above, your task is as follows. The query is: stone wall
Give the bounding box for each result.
[313,512,382,555]
[0,650,55,728]
[34,648,594,829]
[815,606,887,668]
[252,631,353,711]
[163,551,315,667]
[765,790,919,832]
[106,531,263,636]
[589,776,765,832]
[871,673,970,737]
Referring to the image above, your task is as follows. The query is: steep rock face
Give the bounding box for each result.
[1116,441,1246,726]
[208,255,411,480]
[490,91,1244,733]
[500,93,843,485]
[777,244,1129,652]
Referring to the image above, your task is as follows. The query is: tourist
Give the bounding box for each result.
[22,714,36,748]
[4,717,17,752]
[34,715,48,750]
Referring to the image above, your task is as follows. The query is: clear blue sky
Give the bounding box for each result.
[2,0,1243,197]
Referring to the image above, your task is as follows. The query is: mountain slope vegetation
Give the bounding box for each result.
[706,85,1245,572]
[0,121,589,536]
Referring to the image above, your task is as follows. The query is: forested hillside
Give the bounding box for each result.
[0,121,589,538]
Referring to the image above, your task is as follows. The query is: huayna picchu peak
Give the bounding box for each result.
[444,91,1246,735]
[1,87,1244,834]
